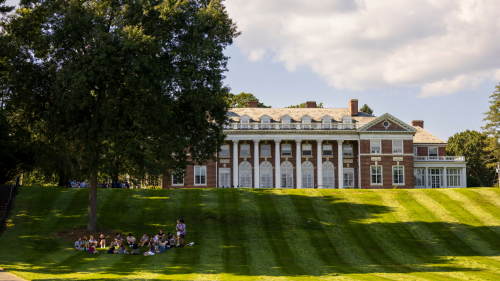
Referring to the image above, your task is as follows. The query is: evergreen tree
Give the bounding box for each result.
[359,104,374,115]
[1,0,239,231]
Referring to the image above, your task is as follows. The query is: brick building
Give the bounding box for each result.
[162,99,467,189]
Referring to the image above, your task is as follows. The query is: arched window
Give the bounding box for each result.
[322,161,335,189]
[239,161,252,187]
[280,161,293,188]
[302,161,314,188]
[260,161,273,188]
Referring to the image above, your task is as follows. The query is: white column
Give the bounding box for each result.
[358,140,361,189]
[337,140,344,189]
[317,140,323,189]
[254,140,260,188]
[443,168,447,188]
[296,139,302,189]
[233,140,239,187]
[462,167,467,187]
[425,167,429,188]
[275,140,281,188]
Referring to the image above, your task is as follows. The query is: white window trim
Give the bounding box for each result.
[261,144,272,157]
[240,144,251,157]
[172,173,184,186]
[282,144,292,156]
[220,145,230,157]
[370,140,381,154]
[194,166,207,186]
[392,165,405,185]
[302,144,312,156]
[447,168,461,187]
[414,168,425,187]
[428,147,438,157]
[343,144,353,157]
[322,145,333,156]
[392,140,403,154]
[343,168,355,188]
[370,165,383,185]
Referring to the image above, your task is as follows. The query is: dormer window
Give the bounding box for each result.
[240,118,250,129]
[281,117,291,129]
[342,116,354,129]
[261,118,271,129]
[322,119,332,129]
[302,119,311,129]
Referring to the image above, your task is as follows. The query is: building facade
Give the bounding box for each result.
[162,99,467,189]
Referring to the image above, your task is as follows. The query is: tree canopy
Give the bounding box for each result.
[1,0,239,231]
[285,102,324,108]
[359,104,374,115]
[227,92,271,108]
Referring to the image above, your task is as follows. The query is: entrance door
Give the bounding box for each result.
[219,168,231,188]
[429,169,442,188]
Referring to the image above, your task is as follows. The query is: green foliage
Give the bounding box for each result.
[482,83,500,180]
[285,102,324,108]
[446,130,495,186]
[359,104,374,115]
[226,92,271,108]
[2,187,500,280]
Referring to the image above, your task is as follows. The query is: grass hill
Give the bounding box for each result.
[1,187,500,280]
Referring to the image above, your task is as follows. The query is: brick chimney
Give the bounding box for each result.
[349,99,358,116]
[411,120,424,128]
[306,101,317,108]
[247,100,259,108]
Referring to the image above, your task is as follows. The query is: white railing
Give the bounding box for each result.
[226,123,361,130]
[414,156,465,161]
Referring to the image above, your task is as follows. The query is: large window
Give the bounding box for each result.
[302,161,314,188]
[343,168,355,188]
[393,140,403,154]
[429,147,438,157]
[414,168,425,187]
[219,168,231,188]
[281,161,293,188]
[194,166,206,185]
[282,144,292,156]
[322,161,335,188]
[172,171,184,186]
[239,161,252,187]
[261,144,271,157]
[343,144,353,157]
[260,161,273,188]
[323,145,333,156]
[371,165,382,184]
[220,145,230,157]
[302,144,312,156]
[371,140,381,154]
[393,166,404,185]
[240,144,251,157]
[447,168,461,187]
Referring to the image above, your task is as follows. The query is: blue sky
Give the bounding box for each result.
[6,0,499,141]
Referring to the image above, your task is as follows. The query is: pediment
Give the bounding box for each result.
[357,113,417,133]
[299,114,313,120]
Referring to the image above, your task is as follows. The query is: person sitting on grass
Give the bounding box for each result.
[139,233,149,247]
[148,234,158,246]
[126,233,136,247]
[115,233,123,246]
[143,243,155,256]
[131,243,140,255]
[88,245,98,254]
[89,235,98,248]
[98,234,106,248]
[158,229,166,243]
[82,236,89,250]
[107,242,117,254]
[118,243,129,255]
[167,232,175,249]
[75,238,83,250]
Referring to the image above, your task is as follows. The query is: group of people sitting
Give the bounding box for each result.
[74,220,187,256]
[98,181,130,189]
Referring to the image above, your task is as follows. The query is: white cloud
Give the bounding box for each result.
[225,0,500,97]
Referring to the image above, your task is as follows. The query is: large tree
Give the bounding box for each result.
[285,102,324,108]
[446,130,495,186]
[2,0,239,231]
[359,104,374,115]
[482,83,500,184]
[227,92,270,108]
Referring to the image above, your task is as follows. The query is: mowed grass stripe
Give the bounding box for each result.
[381,190,499,281]
[412,190,500,260]
[329,190,412,274]
[192,188,223,280]
[401,190,500,278]
[461,189,500,223]
[444,189,500,236]
[161,189,203,278]
[253,189,309,277]
[346,190,454,281]
[288,189,367,276]
[237,189,284,279]
[307,189,395,279]
[424,190,500,252]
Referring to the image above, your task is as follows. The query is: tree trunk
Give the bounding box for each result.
[88,170,98,232]
[57,165,66,187]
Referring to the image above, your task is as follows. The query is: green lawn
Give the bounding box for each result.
[1,187,500,280]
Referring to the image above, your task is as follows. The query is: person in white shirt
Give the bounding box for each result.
[80,181,87,188]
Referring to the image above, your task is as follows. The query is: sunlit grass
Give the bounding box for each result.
[1,187,500,280]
